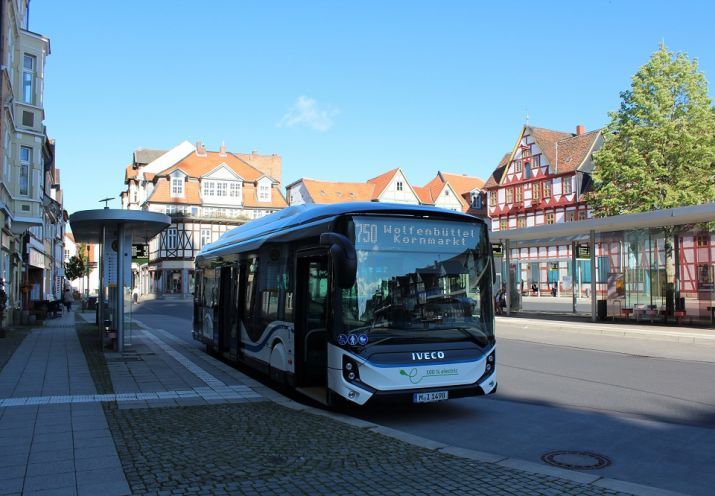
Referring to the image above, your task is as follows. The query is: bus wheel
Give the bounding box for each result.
[269,343,287,386]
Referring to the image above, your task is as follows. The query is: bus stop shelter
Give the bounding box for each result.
[69,209,170,351]
[490,203,715,324]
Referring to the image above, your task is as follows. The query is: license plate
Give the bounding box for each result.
[413,391,448,403]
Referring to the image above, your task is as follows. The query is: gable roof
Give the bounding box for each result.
[160,151,267,182]
[485,125,602,188]
[366,168,400,200]
[299,179,376,204]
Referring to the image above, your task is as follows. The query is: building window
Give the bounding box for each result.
[531,155,540,169]
[396,181,403,191]
[514,160,522,173]
[171,177,183,197]
[578,210,587,221]
[489,192,496,207]
[696,234,709,247]
[216,182,227,197]
[515,185,522,203]
[500,218,508,231]
[565,211,575,222]
[19,146,31,195]
[202,180,215,197]
[23,54,35,104]
[563,176,572,194]
[505,187,513,203]
[545,212,555,224]
[200,229,211,248]
[230,182,241,197]
[258,183,270,201]
[166,228,177,249]
[543,180,552,198]
[517,217,526,228]
[532,181,540,201]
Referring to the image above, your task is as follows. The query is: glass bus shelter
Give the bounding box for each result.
[69,209,170,351]
[490,204,715,325]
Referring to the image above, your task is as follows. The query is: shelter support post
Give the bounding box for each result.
[674,231,681,309]
[590,230,597,322]
[571,241,577,313]
[98,225,105,342]
[116,223,125,353]
[505,239,511,316]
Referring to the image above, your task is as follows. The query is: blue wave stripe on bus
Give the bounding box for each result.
[240,324,294,353]
[342,346,495,369]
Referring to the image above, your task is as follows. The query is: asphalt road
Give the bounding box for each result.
[133,298,715,495]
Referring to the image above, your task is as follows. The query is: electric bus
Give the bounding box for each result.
[192,203,496,406]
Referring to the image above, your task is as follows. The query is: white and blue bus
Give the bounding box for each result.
[193,203,496,406]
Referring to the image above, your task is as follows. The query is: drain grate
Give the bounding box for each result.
[541,450,611,470]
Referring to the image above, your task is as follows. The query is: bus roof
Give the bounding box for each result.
[197,202,484,260]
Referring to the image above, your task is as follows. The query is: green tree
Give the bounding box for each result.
[588,43,715,215]
[587,43,715,294]
[64,255,85,281]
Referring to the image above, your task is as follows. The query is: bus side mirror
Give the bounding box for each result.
[320,232,357,289]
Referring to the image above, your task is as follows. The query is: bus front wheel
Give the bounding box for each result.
[269,343,288,385]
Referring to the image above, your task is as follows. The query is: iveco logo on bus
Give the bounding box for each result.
[411,351,445,361]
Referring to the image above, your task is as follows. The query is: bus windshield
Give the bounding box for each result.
[341,216,494,348]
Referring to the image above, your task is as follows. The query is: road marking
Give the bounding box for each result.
[0,385,261,409]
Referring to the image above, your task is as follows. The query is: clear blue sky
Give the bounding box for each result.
[31,0,715,216]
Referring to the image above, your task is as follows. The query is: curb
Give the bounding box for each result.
[498,316,715,344]
[130,317,690,496]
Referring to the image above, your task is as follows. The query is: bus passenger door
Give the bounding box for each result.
[295,253,330,392]
[217,265,235,354]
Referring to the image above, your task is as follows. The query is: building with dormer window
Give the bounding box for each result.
[120,141,286,297]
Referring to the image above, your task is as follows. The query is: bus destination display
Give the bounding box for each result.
[354,217,479,252]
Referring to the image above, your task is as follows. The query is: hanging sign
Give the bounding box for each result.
[491,243,503,257]
[577,244,590,259]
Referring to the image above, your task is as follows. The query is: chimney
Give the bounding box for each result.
[219,143,226,157]
[576,124,586,136]
[196,141,206,156]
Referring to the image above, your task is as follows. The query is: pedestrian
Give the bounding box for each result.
[495,285,506,315]
[63,287,73,312]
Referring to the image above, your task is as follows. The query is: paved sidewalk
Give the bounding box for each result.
[0,310,129,495]
[0,309,687,495]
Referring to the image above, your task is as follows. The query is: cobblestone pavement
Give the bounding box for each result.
[104,401,628,496]
[68,320,635,496]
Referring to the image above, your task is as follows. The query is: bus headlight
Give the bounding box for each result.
[343,356,360,382]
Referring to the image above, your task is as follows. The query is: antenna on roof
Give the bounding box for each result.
[524,109,530,126]
[99,197,114,209]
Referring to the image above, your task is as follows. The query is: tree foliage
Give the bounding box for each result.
[587,44,715,217]
[64,255,85,281]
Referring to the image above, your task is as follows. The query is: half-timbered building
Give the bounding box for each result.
[485,124,602,231]
[120,141,287,297]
